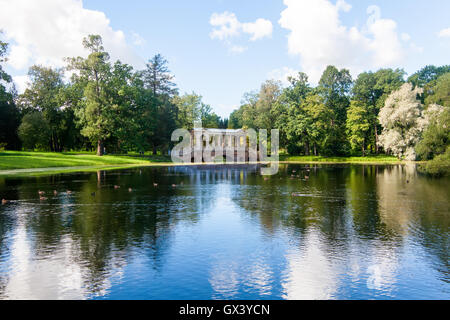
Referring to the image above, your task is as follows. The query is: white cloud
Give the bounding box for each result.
[210,11,273,53]
[210,12,242,41]
[268,67,298,86]
[0,0,144,77]
[279,0,410,82]
[12,75,30,93]
[401,33,411,42]
[131,32,146,46]
[230,45,248,54]
[242,18,273,41]
[438,27,450,38]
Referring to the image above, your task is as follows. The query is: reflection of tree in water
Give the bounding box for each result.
[375,165,450,281]
[233,164,449,289]
[2,167,219,298]
[0,208,14,298]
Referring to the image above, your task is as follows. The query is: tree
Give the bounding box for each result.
[17,65,67,151]
[67,35,114,156]
[408,65,450,88]
[276,72,312,154]
[318,66,353,155]
[352,68,405,153]
[346,100,371,155]
[416,105,449,160]
[379,83,427,160]
[173,92,220,129]
[143,54,178,154]
[424,73,450,108]
[0,33,20,150]
[144,54,177,96]
[18,112,51,150]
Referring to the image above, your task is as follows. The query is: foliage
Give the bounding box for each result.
[18,112,51,150]
[2,30,449,167]
[378,83,429,160]
[424,72,450,108]
[346,100,371,155]
[416,106,449,160]
[418,147,450,177]
[0,32,20,150]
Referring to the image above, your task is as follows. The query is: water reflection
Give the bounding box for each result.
[0,164,448,299]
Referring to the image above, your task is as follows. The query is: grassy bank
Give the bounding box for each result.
[0,151,171,170]
[279,155,401,163]
[0,151,408,177]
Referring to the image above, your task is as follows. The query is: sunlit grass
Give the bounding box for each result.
[280,155,401,163]
[0,151,171,170]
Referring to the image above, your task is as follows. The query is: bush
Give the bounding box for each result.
[18,113,51,150]
[419,147,450,177]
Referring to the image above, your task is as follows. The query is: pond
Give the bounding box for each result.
[0,164,448,300]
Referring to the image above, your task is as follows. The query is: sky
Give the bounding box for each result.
[0,0,449,118]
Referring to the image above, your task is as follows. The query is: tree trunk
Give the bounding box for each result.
[152,146,157,155]
[374,124,379,154]
[362,140,366,157]
[97,140,104,156]
[305,140,310,156]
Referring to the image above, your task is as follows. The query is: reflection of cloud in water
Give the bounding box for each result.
[366,247,398,293]
[3,215,125,299]
[246,261,273,297]
[208,258,273,299]
[281,229,339,300]
[209,261,240,299]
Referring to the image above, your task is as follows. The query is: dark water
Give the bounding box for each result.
[0,164,448,300]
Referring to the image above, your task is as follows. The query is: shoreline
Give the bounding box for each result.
[0,160,418,177]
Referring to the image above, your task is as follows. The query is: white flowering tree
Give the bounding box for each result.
[378,83,429,160]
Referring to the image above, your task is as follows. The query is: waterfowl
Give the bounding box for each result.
[67,190,72,194]
[114,185,121,189]
[128,188,133,192]
[305,176,310,180]
[38,191,45,196]
[1,199,7,205]
[39,196,47,201]
[153,183,158,187]
[53,190,58,196]
[172,184,177,188]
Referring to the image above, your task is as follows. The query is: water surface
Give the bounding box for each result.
[0,164,448,300]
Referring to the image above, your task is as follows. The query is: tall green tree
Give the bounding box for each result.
[346,100,371,155]
[17,65,68,151]
[67,35,114,156]
[352,68,405,153]
[0,33,20,150]
[317,66,353,155]
[18,112,51,150]
[173,92,220,129]
[424,72,450,108]
[143,54,178,154]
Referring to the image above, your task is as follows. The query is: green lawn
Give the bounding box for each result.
[279,155,401,163]
[0,151,405,174]
[0,151,171,170]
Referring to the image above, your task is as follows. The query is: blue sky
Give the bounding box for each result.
[1,0,449,117]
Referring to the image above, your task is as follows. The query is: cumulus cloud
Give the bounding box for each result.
[131,32,146,46]
[210,11,273,53]
[279,0,411,82]
[242,18,274,41]
[438,27,450,38]
[0,0,144,91]
[268,67,299,86]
